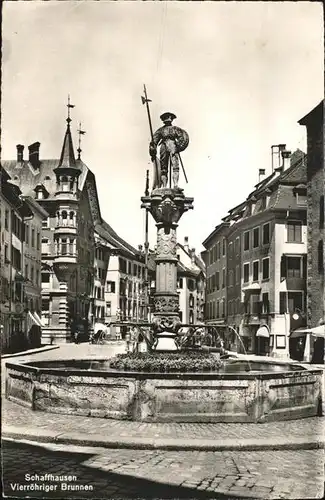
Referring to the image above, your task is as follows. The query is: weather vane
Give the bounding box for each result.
[67,94,75,124]
[77,122,86,159]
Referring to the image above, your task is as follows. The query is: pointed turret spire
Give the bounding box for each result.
[57,96,77,169]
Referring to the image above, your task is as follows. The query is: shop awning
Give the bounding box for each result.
[26,311,42,332]
[94,322,108,334]
[33,312,44,327]
[256,325,270,338]
[290,325,325,338]
[242,283,261,293]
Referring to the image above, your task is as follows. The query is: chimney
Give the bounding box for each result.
[28,142,40,169]
[184,236,189,252]
[190,247,196,264]
[16,144,24,162]
[271,143,286,171]
[138,244,143,252]
[281,150,291,171]
[258,168,266,183]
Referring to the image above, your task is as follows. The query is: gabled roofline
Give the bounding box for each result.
[202,222,230,248]
[21,195,49,218]
[298,100,324,125]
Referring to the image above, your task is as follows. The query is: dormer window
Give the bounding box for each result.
[293,184,307,207]
[34,184,49,200]
[296,193,307,206]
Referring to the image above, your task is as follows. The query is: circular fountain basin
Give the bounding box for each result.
[5,358,322,423]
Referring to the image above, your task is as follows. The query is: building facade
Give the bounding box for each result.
[92,220,150,336]
[299,101,325,327]
[176,237,205,325]
[202,147,308,359]
[1,167,46,352]
[298,101,325,362]
[202,225,229,326]
[3,118,102,344]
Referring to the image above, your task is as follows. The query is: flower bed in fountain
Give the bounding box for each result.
[109,351,223,372]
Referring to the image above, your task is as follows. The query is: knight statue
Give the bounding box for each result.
[149,112,189,190]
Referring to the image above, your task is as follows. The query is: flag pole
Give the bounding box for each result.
[144,170,150,322]
[142,85,154,140]
[142,84,159,187]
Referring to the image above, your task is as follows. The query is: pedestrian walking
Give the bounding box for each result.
[125,330,131,353]
[138,333,147,353]
[74,329,80,344]
[204,331,213,347]
[130,327,139,353]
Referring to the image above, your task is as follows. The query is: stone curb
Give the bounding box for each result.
[3,426,324,451]
[1,345,59,359]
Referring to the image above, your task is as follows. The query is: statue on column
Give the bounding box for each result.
[149,112,189,190]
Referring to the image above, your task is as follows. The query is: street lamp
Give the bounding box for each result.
[292,308,306,322]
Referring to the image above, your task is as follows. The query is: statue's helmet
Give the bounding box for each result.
[160,112,177,123]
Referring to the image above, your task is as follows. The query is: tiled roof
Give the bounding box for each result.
[270,185,307,211]
[202,222,230,247]
[177,260,201,277]
[56,124,79,171]
[95,220,141,259]
[177,243,206,274]
[2,158,89,198]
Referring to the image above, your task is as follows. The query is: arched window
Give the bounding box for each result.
[61,211,68,226]
[69,178,74,190]
[61,176,69,191]
[61,238,68,255]
[187,279,195,291]
[69,211,74,224]
[69,238,75,255]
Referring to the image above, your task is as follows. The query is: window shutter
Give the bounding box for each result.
[280,256,287,280]
[302,255,307,279]
[279,292,287,314]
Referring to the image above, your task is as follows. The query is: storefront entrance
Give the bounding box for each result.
[255,325,270,356]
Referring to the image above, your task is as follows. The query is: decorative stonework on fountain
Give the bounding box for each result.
[141,111,193,351]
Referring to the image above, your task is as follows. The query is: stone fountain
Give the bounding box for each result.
[5,108,323,423]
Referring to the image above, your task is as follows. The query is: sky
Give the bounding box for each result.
[2,1,324,254]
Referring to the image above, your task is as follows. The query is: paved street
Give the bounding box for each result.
[2,439,324,499]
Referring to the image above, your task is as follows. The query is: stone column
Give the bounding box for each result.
[141,188,193,351]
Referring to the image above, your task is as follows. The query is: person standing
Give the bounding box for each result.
[125,330,131,353]
[74,329,80,344]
